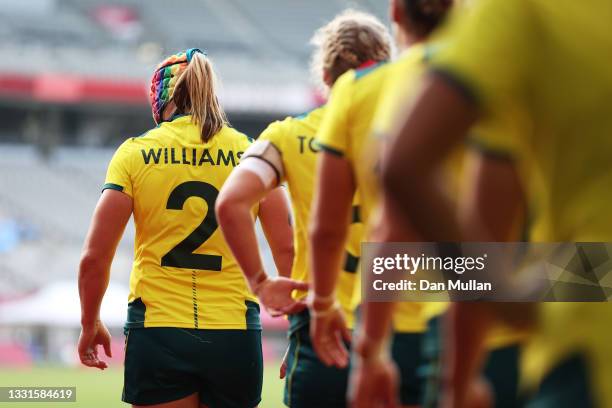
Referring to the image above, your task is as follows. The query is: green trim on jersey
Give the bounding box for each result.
[317,143,344,157]
[102,183,124,193]
[343,251,359,274]
[431,67,479,106]
[125,297,261,330]
[295,104,326,120]
[466,136,516,162]
[354,61,387,80]
[352,206,361,223]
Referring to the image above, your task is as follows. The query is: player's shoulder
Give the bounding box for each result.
[353,60,390,80]
[292,104,326,127]
[332,60,390,97]
[395,44,430,70]
[216,126,253,149]
[112,126,159,155]
[260,105,324,144]
[127,125,168,146]
[277,104,325,126]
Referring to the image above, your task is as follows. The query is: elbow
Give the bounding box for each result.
[279,240,295,262]
[309,219,345,250]
[78,251,107,284]
[215,190,241,228]
[380,154,423,205]
[79,252,96,275]
[381,158,407,202]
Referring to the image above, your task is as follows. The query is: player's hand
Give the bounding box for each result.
[254,276,309,317]
[348,345,400,408]
[309,301,351,368]
[78,319,112,370]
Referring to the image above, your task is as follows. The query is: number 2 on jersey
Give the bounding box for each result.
[161,181,222,271]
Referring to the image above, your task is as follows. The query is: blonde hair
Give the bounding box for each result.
[172,53,228,142]
[310,9,393,91]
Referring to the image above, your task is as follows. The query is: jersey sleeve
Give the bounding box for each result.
[256,120,287,183]
[258,120,284,151]
[316,71,354,158]
[431,0,532,109]
[467,106,526,160]
[431,0,533,158]
[103,139,136,197]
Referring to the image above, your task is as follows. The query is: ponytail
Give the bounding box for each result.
[173,53,227,142]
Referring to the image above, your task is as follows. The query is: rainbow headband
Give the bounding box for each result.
[150,48,206,124]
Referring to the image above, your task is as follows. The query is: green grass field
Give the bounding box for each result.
[0,362,285,407]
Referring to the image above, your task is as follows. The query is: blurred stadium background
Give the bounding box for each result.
[0,0,388,406]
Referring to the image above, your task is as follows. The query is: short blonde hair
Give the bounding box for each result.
[310,9,392,91]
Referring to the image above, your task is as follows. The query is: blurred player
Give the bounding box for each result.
[309,1,452,407]
[78,48,297,408]
[378,0,612,407]
[215,11,390,407]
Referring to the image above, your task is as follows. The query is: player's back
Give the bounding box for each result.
[432,1,612,403]
[319,60,438,333]
[257,106,361,327]
[436,0,612,241]
[104,114,258,330]
[318,61,389,222]
[528,1,612,241]
[514,1,612,400]
[259,108,324,287]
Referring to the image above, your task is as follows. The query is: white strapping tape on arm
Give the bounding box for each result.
[238,140,284,189]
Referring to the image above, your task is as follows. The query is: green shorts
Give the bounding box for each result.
[483,343,524,408]
[123,327,263,408]
[526,353,595,408]
[391,332,426,406]
[421,316,524,408]
[284,311,350,408]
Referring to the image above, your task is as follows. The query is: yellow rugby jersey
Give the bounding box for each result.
[432,0,612,403]
[370,46,455,331]
[317,57,434,333]
[257,106,362,328]
[373,45,527,347]
[104,115,260,330]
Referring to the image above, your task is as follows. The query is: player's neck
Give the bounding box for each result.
[396,31,424,53]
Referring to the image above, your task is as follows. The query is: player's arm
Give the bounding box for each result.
[444,150,526,408]
[308,72,356,368]
[381,76,481,408]
[381,74,478,241]
[216,141,307,315]
[308,150,355,368]
[78,189,132,369]
[350,195,419,408]
[258,187,294,278]
[357,194,421,345]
